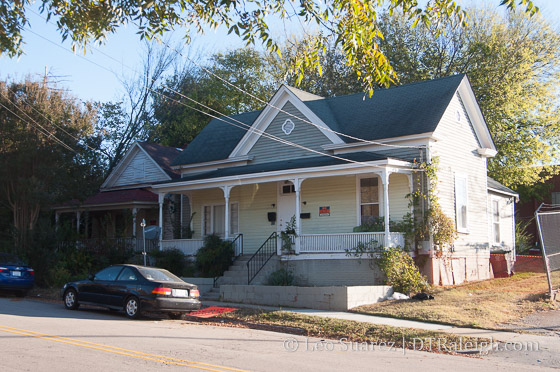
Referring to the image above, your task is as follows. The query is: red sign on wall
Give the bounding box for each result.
[319,206,330,217]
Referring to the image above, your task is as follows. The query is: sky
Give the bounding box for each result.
[1,0,559,104]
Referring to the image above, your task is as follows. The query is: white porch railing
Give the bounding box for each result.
[160,239,204,256]
[299,232,405,253]
[160,234,243,256]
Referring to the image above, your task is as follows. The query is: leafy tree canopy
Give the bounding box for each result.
[0,0,538,95]
[377,8,560,191]
[149,47,276,147]
[0,78,101,253]
[277,8,560,192]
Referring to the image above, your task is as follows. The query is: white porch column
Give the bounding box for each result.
[221,186,231,240]
[381,170,391,247]
[55,212,60,231]
[76,211,81,234]
[294,178,303,254]
[180,195,184,239]
[407,173,414,215]
[132,207,137,238]
[158,193,164,248]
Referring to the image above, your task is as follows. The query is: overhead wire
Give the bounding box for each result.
[159,39,424,150]
[0,100,77,153]
[28,8,424,152]
[23,27,406,170]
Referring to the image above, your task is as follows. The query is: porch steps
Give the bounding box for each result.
[224,256,280,285]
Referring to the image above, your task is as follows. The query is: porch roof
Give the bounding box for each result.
[157,152,408,187]
[55,189,158,211]
[83,189,158,205]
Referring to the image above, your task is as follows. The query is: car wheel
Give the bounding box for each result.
[64,289,80,310]
[124,296,141,319]
[168,312,183,320]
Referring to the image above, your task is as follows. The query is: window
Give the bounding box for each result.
[360,177,379,224]
[282,119,295,135]
[552,192,560,205]
[455,174,468,232]
[94,266,123,281]
[116,267,137,281]
[203,203,239,236]
[281,184,296,194]
[492,199,500,244]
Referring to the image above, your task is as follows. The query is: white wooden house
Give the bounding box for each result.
[150,74,518,286]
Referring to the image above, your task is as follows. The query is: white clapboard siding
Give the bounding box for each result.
[113,149,168,187]
[248,101,331,164]
[432,93,490,252]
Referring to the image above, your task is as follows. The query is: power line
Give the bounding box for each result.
[159,39,424,150]
[0,100,77,153]
[28,8,424,152]
[24,27,401,171]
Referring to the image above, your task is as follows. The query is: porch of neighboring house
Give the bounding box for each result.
[54,189,167,253]
[155,164,416,285]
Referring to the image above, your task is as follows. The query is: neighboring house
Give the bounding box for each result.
[516,171,560,248]
[149,74,518,286]
[55,142,188,247]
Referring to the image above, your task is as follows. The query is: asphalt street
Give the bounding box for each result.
[0,297,557,371]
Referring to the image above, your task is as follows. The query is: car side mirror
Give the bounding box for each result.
[88,274,95,281]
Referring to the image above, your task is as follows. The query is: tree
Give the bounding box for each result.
[95,41,177,174]
[270,37,364,97]
[376,9,560,190]
[0,77,100,254]
[148,47,276,147]
[0,0,538,94]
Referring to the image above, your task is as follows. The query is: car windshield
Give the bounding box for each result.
[137,267,183,282]
[0,253,26,266]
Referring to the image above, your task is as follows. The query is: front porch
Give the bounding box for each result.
[154,158,416,264]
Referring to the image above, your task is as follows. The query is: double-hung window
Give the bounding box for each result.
[360,177,380,224]
[203,203,239,237]
[491,199,500,244]
[455,174,468,232]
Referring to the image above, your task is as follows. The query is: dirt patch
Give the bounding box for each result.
[352,272,560,330]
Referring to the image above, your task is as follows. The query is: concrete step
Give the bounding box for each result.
[227,264,246,271]
[217,276,248,285]
[223,269,247,278]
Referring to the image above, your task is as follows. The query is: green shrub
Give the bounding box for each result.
[267,268,294,286]
[376,247,429,295]
[516,219,535,254]
[195,234,234,277]
[47,247,93,287]
[151,248,194,277]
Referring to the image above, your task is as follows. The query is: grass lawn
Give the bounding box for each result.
[187,308,487,354]
[352,272,560,330]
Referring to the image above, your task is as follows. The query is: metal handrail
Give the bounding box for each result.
[213,234,244,288]
[247,232,277,285]
[231,233,244,262]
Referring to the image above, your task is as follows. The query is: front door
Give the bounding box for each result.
[277,181,296,232]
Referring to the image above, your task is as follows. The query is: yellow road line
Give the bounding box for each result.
[0,325,248,372]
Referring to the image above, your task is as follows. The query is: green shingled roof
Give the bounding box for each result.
[163,152,396,184]
[172,74,465,167]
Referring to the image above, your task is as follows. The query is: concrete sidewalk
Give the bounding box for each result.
[202,299,559,341]
[203,300,452,330]
[202,300,560,369]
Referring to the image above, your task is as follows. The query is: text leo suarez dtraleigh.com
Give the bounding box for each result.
[282,337,540,355]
